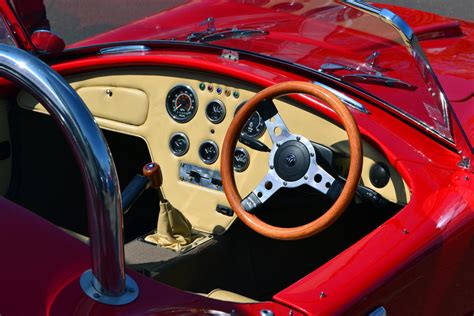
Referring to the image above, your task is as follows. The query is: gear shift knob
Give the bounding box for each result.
[143,162,163,189]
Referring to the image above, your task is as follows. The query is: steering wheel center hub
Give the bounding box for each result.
[274,140,310,182]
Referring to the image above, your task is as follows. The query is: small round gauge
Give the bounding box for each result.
[199,141,219,164]
[235,101,266,138]
[206,100,226,124]
[169,133,189,157]
[166,85,198,123]
[233,147,250,172]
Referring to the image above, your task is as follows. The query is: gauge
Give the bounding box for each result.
[169,133,189,157]
[235,101,266,138]
[233,147,250,172]
[206,100,226,124]
[199,141,219,164]
[166,85,198,123]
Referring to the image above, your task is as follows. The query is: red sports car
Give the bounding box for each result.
[0,0,472,315]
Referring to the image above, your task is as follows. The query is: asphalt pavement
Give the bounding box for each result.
[375,0,473,21]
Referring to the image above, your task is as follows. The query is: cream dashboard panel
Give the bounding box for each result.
[17,68,410,234]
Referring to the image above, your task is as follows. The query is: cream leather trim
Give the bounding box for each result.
[76,86,149,126]
[205,289,257,303]
[18,85,149,126]
[17,67,410,233]
[0,101,11,196]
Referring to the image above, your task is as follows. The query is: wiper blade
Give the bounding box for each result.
[189,29,268,43]
[341,73,416,90]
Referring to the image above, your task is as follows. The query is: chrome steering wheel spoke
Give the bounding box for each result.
[241,99,339,212]
[264,113,291,144]
[241,172,285,212]
[305,164,336,195]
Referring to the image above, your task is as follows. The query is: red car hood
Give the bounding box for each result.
[71,1,473,101]
[69,0,473,147]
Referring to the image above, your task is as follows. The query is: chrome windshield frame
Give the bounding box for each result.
[342,0,453,143]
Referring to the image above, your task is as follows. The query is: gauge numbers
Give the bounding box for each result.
[233,147,250,172]
[206,100,226,124]
[199,141,219,164]
[169,133,190,157]
[235,101,266,138]
[166,85,198,123]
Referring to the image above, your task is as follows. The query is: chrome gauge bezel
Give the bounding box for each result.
[233,147,250,172]
[199,140,219,165]
[166,84,198,123]
[205,99,226,124]
[235,101,266,139]
[169,132,190,157]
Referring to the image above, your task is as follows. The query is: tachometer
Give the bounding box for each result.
[235,101,266,138]
[166,85,198,123]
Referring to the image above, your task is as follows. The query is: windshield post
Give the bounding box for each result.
[343,0,453,142]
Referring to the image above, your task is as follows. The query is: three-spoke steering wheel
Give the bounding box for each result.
[221,81,362,240]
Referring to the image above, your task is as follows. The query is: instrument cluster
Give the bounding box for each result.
[166,83,263,173]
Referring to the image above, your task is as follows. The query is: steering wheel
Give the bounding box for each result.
[221,81,362,240]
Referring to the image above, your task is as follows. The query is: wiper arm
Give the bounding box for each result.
[320,62,416,90]
[341,73,416,90]
[188,29,268,43]
[320,62,356,72]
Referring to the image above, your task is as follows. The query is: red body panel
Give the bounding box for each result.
[0,1,472,315]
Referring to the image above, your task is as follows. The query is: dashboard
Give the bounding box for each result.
[17,67,411,234]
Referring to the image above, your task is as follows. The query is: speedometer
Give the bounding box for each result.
[166,85,198,123]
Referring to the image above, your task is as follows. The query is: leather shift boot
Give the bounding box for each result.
[145,201,195,251]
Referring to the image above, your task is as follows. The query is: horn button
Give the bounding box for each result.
[274,140,310,182]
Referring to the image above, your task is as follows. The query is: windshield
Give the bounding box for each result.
[9,0,457,144]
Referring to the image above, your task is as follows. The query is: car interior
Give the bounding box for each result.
[0,66,410,302]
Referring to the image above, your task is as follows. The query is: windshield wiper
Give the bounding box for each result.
[196,29,268,43]
[341,73,416,90]
[187,28,267,43]
[320,56,416,91]
[187,17,268,43]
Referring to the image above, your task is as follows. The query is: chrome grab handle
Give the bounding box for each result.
[0,44,137,305]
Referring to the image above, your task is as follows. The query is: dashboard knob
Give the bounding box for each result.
[369,163,390,188]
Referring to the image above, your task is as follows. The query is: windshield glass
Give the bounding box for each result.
[9,0,455,143]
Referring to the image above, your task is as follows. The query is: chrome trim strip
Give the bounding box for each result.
[0,44,137,304]
[99,45,150,54]
[343,0,453,142]
[313,81,369,114]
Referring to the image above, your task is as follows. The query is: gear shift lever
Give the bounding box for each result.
[142,162,195,251]
[142,162,166,202]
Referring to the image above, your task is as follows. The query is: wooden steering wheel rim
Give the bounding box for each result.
[221,81,362,240]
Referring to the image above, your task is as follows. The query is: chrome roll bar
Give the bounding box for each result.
[0,44,138,305]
